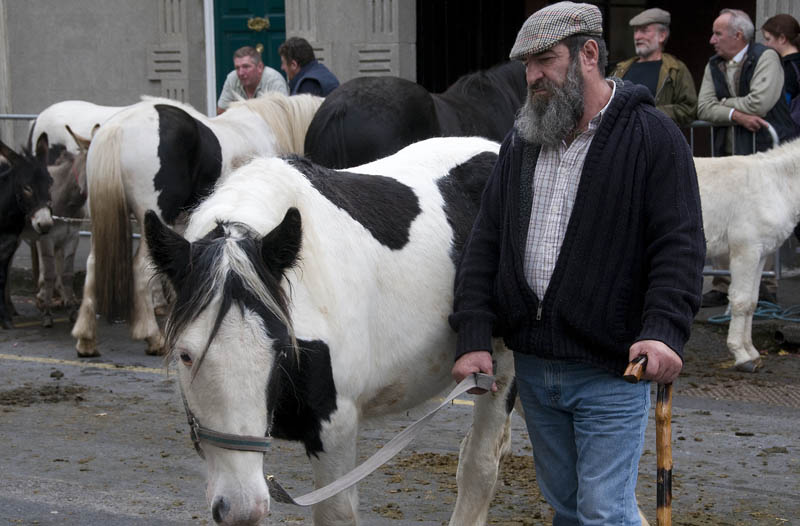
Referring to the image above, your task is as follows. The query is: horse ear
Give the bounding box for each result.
[0,140,23,166]
[34,133,49,165]
[261,208,302,278]
[144,210,190,287]
[65,125,92,152]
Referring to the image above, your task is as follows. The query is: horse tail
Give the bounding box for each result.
[87,124,132,322]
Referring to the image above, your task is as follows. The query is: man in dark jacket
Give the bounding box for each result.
[449,2,705,524]
[278,37,340,96]
[611,7,697,127]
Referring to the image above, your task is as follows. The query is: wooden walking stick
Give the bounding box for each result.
[624,355,673,526]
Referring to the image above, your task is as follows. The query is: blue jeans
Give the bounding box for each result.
[514,353,650,526]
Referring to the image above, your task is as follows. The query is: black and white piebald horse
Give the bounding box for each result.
[304,61,526,169]
[0,135,53,328]
[144,137,518,526]
[71,93,323,357]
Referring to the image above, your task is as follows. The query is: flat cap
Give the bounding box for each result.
[629,7,670,27]
[510,1,603,60]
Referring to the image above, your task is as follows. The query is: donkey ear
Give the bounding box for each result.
[0,140,23,166]
[65,125,92,152]
[34,133,49,165]
[144,210,190,287]
[261,208,302,278]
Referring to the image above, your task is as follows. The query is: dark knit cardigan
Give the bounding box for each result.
[449,81,706,375]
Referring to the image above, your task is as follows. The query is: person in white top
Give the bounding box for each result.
[216,46,288,114]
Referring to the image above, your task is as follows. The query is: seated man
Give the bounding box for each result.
[217,46,288,114]
[279,37,340,96]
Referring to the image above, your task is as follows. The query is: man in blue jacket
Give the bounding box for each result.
[449,2,705,524]
[278,37,340,96]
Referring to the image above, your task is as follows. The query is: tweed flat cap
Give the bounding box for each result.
[509,1,603,60]
[629,7,670,27]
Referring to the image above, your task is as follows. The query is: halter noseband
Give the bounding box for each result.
[179,382,271,458]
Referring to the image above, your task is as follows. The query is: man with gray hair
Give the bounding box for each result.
[611,7,697,127]
[450,2,704,524]
[697,8,797,308]
[697,8,796,155]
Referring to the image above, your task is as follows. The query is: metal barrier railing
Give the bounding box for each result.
[688,120,782,280]
[0,113,37,120]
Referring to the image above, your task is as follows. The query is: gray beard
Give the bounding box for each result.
[514,60,585,147]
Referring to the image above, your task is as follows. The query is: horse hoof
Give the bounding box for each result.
[42,316,54,328]
[76,339,100,357]
[734,359,762,373]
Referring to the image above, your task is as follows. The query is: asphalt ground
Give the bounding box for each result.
[0,237,798,525]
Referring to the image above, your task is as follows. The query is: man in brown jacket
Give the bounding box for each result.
[612,7,697,127]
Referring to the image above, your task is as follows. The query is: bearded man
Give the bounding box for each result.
[611,8,697,127]
[449,2,705,524]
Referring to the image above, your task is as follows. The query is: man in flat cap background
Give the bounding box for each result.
[450,2,705,524]
[611,7,698,127]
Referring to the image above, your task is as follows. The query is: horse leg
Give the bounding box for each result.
[308,400,360,525]
[36,237,56,327]
[72,248,100,356]
[0,235,18,329]
[449,341,515,526]
[727,250,762,371]
[130,236,164,355]
[60,225,81,322]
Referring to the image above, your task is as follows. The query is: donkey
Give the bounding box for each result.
[33,127,90,327]
[0,135,53,328]
[144,137,519,525]
[72,93,323,357]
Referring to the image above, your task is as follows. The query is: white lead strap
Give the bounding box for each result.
[266,372,495,506]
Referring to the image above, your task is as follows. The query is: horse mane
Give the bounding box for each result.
[441,61,526,108]
[230,93,324,155]
[164,221,298,372]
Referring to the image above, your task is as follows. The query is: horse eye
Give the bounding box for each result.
[179,352,193,366]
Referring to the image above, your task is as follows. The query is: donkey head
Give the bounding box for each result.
[0,134,53,234]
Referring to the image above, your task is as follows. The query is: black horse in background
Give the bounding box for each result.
[304,61,526,169]
[0,135,54,328]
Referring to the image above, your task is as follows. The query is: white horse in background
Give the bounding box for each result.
[695,136,800,372]
[72,92,324,357]
[29,100,123,157]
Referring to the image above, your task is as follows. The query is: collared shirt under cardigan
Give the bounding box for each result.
[449,80,705,375]
[525,80,616,298]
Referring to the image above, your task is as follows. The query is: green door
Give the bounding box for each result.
[214,0,286,97]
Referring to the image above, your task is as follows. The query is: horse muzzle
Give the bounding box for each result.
[210,493,269,526]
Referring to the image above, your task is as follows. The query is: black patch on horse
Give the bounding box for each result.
[286,156,421,250]
[436,151,497,263]
[268,339,338,457]
[154,104,222,224]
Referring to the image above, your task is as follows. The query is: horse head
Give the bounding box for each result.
[144,208,302,526]
[0,134,54,234]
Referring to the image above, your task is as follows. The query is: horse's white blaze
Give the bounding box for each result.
[179,304,272,522]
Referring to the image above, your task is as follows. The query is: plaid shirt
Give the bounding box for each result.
[524,81,616,298]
